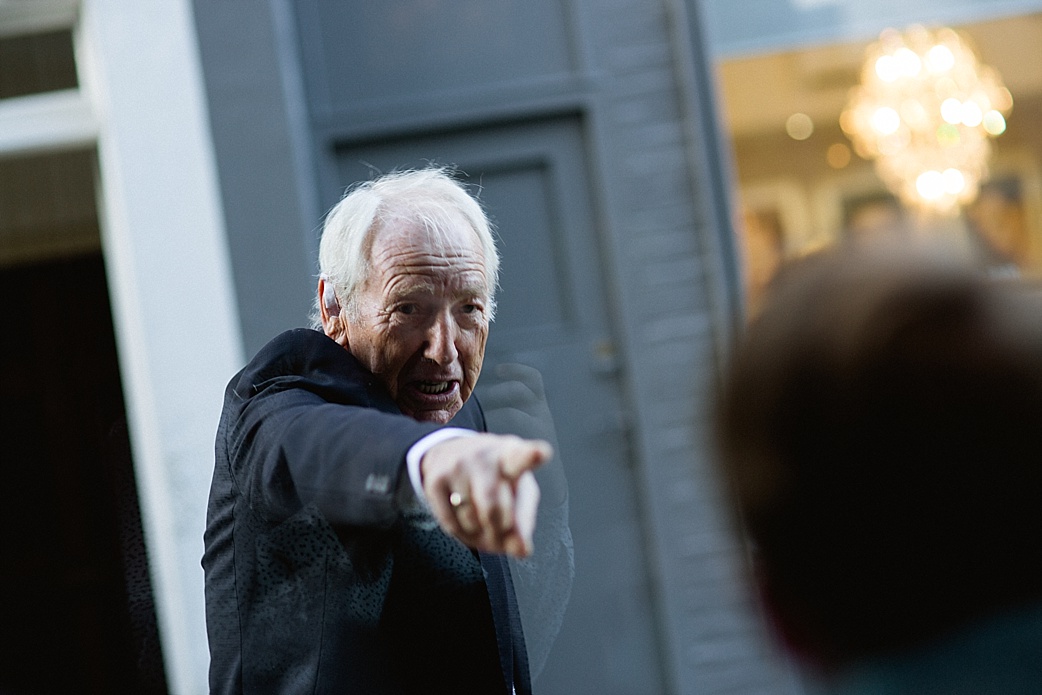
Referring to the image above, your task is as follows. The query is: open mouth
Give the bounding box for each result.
[402,379,462,420]
[415,380,453,395]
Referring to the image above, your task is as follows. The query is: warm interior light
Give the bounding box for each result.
[917,170,944,199]
[960,101,983,127]
[983,110,1007,135]
[942,168,966,194]
[876,55,899,81]
[842,25,1013,215]
[786,112,814,140]
[827,142,852,169]
[940,98,962,124]
[872,107,901,135]
[894,47,922,76]
[926,44,955,72]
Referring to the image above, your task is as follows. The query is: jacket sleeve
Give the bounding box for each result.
[220,329,443,529]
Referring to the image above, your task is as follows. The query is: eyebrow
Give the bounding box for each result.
[389,280,489,302]
[391,281,436,298]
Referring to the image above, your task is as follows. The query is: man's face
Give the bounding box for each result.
[342,217,490,424]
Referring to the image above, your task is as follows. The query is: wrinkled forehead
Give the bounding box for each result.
[368,214,490,285]
[384,208,479,247]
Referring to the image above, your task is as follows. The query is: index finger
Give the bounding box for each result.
[499,438,553,480]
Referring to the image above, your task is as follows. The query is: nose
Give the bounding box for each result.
[424,313,458,365]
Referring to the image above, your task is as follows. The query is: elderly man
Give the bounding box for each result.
[203,168,556,694]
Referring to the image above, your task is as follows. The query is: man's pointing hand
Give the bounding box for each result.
[421,434,552,557]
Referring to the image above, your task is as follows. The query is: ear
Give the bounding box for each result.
[318,275,349,348]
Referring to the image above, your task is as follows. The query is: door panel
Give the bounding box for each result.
[334,117,666,693]
[297,0,576,114]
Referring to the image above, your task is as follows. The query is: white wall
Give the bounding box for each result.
[77,1,243,692]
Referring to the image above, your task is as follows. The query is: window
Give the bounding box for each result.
[0,28,77,99]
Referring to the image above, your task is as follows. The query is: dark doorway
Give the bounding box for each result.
[0,252,167,694]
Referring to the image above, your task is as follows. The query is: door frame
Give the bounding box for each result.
[0,3,242,694]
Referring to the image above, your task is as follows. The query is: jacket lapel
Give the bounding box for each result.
[479,551,532,695]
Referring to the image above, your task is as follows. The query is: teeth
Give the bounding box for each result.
[417,381,450,394]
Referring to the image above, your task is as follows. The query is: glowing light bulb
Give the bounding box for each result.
[960,101,983,127]
[786,112,814,140]
[872,107,901,135]
[982,110,1007,135]
[940,98,962,124]
[876,55,900,82]
[894,48,922,76]
[926,44,955,72]
[942,168,965,194]
[916,170,945,199]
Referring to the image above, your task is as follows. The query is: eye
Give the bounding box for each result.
[460,301,487,317]
[396,304,417,316]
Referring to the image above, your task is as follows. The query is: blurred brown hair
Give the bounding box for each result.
[716,241,1042,669]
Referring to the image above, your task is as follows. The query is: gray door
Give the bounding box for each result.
[334,116,667,693]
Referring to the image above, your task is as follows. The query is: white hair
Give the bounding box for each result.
[312,167,500,327]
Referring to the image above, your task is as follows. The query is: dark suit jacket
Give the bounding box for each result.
[202,328,530,694]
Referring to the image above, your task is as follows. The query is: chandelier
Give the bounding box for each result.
[841,25,1012,216]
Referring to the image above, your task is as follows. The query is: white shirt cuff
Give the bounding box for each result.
[405,428,478,506]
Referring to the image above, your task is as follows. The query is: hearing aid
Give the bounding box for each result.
[321,275,341,318]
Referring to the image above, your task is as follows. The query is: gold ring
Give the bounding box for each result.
[449,491,468,508]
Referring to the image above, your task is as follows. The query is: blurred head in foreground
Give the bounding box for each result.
[716,241,1042,685]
